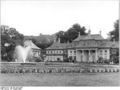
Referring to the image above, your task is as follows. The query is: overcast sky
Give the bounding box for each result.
[1,0,119,38]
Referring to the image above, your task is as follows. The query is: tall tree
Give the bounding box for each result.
[56,31,65,43]
[109,20,119,41]
[56,23,88,43]
[1,25,24,62]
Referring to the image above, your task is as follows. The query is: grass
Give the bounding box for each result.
[0,62,120,86]
[0,72,120,86]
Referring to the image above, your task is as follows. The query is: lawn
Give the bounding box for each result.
[0,72,120,86]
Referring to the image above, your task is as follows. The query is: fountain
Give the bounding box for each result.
[14,45,32,63]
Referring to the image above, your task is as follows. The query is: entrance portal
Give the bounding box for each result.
[84,50,89,62]
[76,49,97,62]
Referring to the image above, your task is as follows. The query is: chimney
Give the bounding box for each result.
[58,37,61,43]
[99,30,102,35]
[54,39,56,43]
[88,29,91,35]
[54,36,57,43]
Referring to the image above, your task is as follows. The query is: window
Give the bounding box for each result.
[60,50,62,54]
[100,50,102,55]
[56,50,58,54]
[54,50,56,54]
[104,50,107,55]
[61,50,63,54]
[59,50,63,54]
[52,50,54,54]
[59,50,61,54]
[57,58,60,61]
[105,50,107,53]
[57,50,59,54]
[74,51,76,53]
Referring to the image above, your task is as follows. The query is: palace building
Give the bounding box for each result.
[45,32,119,62]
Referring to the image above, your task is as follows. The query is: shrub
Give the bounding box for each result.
[103,59,110,64]
[97,57,104,64]
[63,58,69,62]
[110,55,119,64]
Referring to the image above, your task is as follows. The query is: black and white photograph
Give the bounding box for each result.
[0,0,119,87]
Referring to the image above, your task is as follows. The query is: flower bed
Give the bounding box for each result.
[0,62,120,73]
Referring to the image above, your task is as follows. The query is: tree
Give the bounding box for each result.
[31,36,53,49]
[1,25,24,62]
[56,23,88,43]
[109,20,119,41]
[56,31,66,43]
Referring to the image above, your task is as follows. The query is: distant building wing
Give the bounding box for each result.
[24,40,41,49]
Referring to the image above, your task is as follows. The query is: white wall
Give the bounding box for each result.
[46,55,63,61]
[46,49,64,61]
[68,49,76,57]
[98,49,110,60]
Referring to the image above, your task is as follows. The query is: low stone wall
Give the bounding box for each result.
[0,62,120,73]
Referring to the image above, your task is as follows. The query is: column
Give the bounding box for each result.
[76,50,79,62]
[81,50,83,62]
[89,50,91,62]
[82,50,84,62]
[108,49,110,59]
[95,49,98,62]
[79,50,81,62]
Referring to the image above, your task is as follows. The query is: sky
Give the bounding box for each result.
[1,0,119,38]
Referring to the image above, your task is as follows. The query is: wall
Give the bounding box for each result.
[46,55,63,61]
[98,49,110,60]
[46,49,64,61]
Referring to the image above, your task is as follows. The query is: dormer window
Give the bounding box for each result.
[74,51,76,53]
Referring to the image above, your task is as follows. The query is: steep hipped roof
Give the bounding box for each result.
[67,40,119,48]
[73,34,104,41]
[46,41,68,49]
[24,40,40,49]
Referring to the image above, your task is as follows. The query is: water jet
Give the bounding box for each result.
[14,45,32,63]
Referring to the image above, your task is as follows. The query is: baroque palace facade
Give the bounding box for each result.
[45,33,119,62]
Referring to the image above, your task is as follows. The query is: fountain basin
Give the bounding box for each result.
[20,63,37,66]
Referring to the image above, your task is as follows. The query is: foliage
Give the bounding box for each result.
[110,55,119,64]
[63,58,69,62]
[31,36,54,49]
[1,25,24,62]
[63,56,76,62]
[97,57,110,64]
[25,34,54,49]
[97,56,119,65]
[34,57,42,62]
[97,57,104,64]
[109,20,119,41]
[56,23,88,43]
[24,23,88,49]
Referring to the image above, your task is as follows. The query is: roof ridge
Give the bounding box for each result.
[24,40,40,49]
